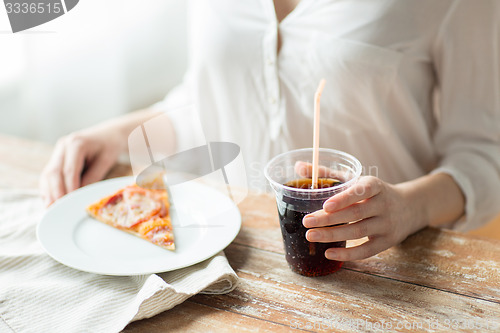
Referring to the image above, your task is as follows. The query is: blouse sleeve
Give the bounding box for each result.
[431,0,500,231]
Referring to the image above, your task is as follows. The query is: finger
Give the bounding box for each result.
[324,236,390,261]
[40,169,66,206]
[39,176,51,206]
[303,198,378,228]
[323,176,383,213]
[40,142,68,206]
[81,153,116,187]
[63,138,86,193]
[294,161,347,180]
[47,171,66,204]
[305,217,381,243]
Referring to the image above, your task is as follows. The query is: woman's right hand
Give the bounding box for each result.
[40,123,127,206]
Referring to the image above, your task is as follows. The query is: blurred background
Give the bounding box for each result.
[0,0,187,143]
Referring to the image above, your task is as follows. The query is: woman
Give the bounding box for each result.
[41,0,500,261]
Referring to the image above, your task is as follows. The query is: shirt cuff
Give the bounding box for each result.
[430,166,475,232]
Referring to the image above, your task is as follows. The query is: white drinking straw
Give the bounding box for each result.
[312,79,326,189]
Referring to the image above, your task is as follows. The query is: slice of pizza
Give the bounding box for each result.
[87,184,175,250]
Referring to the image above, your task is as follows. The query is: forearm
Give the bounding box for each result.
[396,172,466,229]
[93,109,170,153]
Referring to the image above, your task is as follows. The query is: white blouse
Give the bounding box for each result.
[153,0,500,231]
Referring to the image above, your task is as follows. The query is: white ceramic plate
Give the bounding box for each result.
[37,177,241,275]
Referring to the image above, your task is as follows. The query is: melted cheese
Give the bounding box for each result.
[100,187,160,228]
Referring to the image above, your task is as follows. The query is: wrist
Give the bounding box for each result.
[98,109,164,154]
[395,173,465,229]
[393,182,430,235]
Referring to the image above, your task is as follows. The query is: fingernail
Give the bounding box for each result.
[325,250,338,260]
[307,230,320,242]
[303,216,316,227]
[324,202,336,212]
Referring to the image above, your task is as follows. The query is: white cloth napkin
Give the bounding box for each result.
[0,190,238,333]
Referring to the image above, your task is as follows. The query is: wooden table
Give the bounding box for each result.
[2,133,500,332]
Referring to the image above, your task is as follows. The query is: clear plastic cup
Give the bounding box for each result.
[264,148,362,276]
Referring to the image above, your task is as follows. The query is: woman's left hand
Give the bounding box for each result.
[302,175,428,261]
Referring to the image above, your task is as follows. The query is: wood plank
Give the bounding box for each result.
[125,242,500,332]
[235,192,283,253]
[236,194,500,303]
[344,228,500,303]
[188,243,500,332]
[122,299,298,333]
